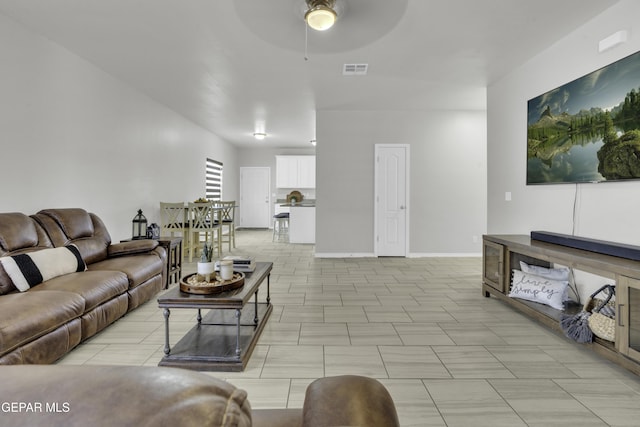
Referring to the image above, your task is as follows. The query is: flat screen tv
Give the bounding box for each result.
[527,50,640,185]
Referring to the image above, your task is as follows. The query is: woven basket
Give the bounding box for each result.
[585,285,615,342]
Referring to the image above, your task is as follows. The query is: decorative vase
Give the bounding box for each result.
[197,261,215,282]
[219,260,233,281]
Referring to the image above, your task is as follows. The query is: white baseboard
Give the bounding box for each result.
[408,252,482,258]
[314,252,481,258]
[314,252,376,258]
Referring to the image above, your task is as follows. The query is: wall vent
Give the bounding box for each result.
[343,63,368,76]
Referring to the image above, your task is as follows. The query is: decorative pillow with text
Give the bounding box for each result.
[520,261,572,301]
[509,269,568,310]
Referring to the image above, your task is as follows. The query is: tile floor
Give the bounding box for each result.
[57,230,640,426]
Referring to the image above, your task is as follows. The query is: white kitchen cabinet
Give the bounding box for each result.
[297,155,315,188]
[275,156,297,188]
[276,155,315,188]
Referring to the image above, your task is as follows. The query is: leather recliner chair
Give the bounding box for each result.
[0,365,401,427]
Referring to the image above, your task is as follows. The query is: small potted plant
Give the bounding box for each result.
[197,243,215,282]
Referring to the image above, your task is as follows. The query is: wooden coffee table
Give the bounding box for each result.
[157,262,272,371]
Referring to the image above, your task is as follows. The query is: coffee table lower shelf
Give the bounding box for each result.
[159,302,272,371]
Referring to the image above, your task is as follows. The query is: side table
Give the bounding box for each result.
[158,236,182,289]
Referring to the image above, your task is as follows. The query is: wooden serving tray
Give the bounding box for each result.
[180,272,245,295]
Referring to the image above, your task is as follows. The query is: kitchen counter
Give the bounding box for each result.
[288,205,315,244]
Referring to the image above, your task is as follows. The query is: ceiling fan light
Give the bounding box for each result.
[305,1,337,31]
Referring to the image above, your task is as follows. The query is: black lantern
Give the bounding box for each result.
[132,209,147,240]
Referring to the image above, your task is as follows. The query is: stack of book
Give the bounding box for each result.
[218,256,256,272]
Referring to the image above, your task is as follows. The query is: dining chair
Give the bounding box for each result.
[186,201,221,262]
[160,202,186,237]
[216,201,236,252]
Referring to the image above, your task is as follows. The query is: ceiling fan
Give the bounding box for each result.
[304,0,338,31]
[233,0,408,54]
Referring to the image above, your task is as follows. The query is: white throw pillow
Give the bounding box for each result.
[519,261,571,301]
[509,269,568,310]
[0,245,86,292]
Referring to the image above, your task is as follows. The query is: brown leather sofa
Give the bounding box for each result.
[0,365,400,427]
[0,209,166,364]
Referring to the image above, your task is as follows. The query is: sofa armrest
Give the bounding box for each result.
[108,239,159,257]
[302,375,400,427]
[0,365,252,427]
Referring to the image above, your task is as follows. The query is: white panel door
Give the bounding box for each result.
[375,145,408,256]
[239,167,271,228]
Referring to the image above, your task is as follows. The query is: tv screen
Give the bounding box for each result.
[527,50,640,185]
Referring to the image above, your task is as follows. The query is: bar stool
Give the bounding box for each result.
[272,212,289,242]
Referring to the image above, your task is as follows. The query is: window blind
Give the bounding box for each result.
[205,158,223,201]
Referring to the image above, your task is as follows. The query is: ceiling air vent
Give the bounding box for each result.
[343,63,368,76]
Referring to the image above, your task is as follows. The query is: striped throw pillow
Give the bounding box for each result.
[0,245,86,292]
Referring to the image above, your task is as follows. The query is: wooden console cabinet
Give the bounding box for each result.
[482,234,640,375]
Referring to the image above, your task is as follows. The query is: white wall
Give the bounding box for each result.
[487,0,640,300]
[316,109,487,256]
[487,0,640,246]
[0,13,238,241]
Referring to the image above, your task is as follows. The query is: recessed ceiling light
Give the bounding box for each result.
[253,132,267,140]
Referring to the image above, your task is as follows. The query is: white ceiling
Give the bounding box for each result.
[0,0,619,148]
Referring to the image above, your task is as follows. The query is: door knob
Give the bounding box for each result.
[400,205,405,210]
